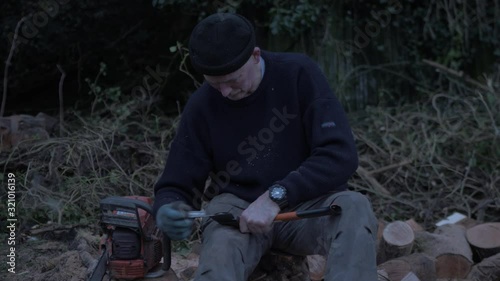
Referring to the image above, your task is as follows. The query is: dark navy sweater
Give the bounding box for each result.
[153,51,358,213]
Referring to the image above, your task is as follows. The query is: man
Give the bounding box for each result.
[153,13,378,281]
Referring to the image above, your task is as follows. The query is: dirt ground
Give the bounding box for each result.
[1,224,307,281]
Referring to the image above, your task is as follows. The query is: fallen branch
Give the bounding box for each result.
[357,165,391,195]
[369,159,413,175]
[422,59,494,93]
[57,64,66,135]
[2,15,30,117]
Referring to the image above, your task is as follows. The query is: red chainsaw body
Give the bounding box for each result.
[99,196,163,280]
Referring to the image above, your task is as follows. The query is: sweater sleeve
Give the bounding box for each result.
[276,60,359,207]
[152,101,213,215]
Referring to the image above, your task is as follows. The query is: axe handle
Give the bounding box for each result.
[162,235,171,270]
[274,204,341,221]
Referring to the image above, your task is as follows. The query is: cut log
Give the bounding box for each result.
[377,220,415,264]
[466,252,500,281]
[307,255,326,281]
[377,269,390,281]
[405,219,424,232]
[465,222,500,262]
[378,253,436,281]
[456,217,478,229]
[415,224,473,278]
[377,219,388,243]
[401,272,420,281]
[377,219,388,254]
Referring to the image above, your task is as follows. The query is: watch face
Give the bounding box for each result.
[271,186,285,200]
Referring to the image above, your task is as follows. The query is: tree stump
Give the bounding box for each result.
[377,220,415,264]
[378,252,436,281]
[466,252,500,281]
[465,222,500,262]
[415,224,473,278]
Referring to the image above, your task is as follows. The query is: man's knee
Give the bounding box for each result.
[332,191,372,210]
[331,191,377,232]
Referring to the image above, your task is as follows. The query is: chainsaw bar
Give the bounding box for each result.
[88,245,108,281]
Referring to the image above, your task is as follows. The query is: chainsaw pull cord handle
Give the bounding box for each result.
[274,204,341,221]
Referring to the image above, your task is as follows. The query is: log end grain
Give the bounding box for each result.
[435,254,472,278]
[466,222,500,261]
[466,223,500,249]
[384,221,415,247]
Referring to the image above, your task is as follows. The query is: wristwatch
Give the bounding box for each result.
[268,184,288,209]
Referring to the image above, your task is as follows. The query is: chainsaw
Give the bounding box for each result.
[88,196,171,281]
[88,195,341,280]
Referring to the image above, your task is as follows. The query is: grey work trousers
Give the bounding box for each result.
[194,190,378,281]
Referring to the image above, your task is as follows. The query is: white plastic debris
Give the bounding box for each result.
[435,212,467,226]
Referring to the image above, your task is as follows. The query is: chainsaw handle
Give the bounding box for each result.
[100,196,154,215]
[274,204,341,221]
[162,235,171,271]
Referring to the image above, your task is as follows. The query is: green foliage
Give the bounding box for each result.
[268,0,324,36]
[82,63,136,133]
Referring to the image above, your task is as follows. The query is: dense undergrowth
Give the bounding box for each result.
[0,66,498,232]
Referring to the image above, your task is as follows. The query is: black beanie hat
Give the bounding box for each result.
[189,13,256,76]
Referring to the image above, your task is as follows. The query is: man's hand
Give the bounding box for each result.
[156,201,193,240]
[239,191,280,233]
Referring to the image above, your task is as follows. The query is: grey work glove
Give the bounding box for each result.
[156,201,193,240]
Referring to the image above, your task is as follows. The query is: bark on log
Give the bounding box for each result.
[466,252,500,281]
[377,219,387,243]
[456,217,478,229]
[405,219,424,232]
[378,253,437,281]
[465,222,500,262]
[377,220,414,264]
[415,224,473,278]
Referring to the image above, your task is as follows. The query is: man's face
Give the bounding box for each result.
[204,49,261,101]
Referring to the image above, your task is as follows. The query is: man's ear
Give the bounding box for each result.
[252,47,261,63]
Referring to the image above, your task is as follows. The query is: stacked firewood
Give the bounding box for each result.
[306,217,500,281]
[0,113,57,149]
[376,218,500,281]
